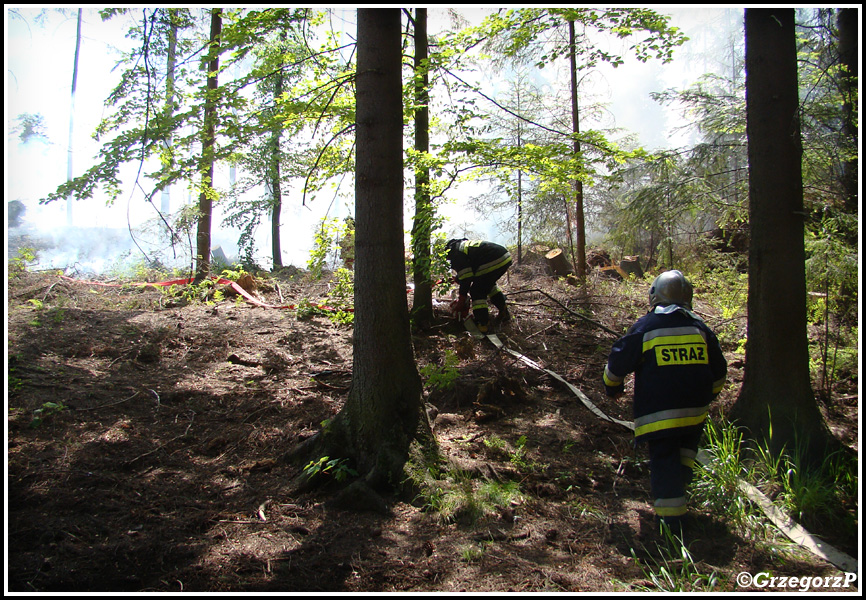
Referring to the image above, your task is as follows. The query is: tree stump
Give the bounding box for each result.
[523,244,550,266]
[544,249,574,279]
[619,256,644,278]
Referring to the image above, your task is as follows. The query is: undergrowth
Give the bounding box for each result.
[692,415,857,545]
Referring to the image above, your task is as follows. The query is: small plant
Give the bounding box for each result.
[9,247,37,277]
[308,217,350,279]
[9,376,26,393]
[697,269,748,349]
[510,435,530,468]
[629,540,722,591]
[330,310,354,326]
[458,543,486,562]
[424,470,522,525]
[483,435,507,452]
[328,268,354,304]
[296,298,329,320]
[419,350,460,390]
[161,279,217,305]
[483,434,543,471]
[220,266,249,282]
[429,234,456,295]
[478,479,522,509]
[691,417,763,532]
[29,401,66,429]
[754,435,858,533]
[302,456,358,483]
[568,499,606,522]
[326,268,355,326]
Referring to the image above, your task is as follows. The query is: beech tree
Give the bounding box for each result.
[193,8,222,282]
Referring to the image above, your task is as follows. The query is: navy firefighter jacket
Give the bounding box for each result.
[449,240,512,296]
[603,305,727,442]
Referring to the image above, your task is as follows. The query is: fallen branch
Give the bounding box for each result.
[524,323,558,340]
[508,288,620,337]
[74,391,140,411]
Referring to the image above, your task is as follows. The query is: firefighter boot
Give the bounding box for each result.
[490,291,510,324]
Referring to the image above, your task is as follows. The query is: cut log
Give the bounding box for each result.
[545,249,574,279]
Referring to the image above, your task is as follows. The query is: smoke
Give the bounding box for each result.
[8,205,169,277]
[6,190,245,278]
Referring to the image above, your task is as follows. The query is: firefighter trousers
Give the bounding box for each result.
[468,265,510,326]
[647,430,703,532]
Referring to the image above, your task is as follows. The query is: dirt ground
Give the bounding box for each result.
[6,264,859,592]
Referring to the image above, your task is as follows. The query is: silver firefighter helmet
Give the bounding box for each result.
[648,270,693,308]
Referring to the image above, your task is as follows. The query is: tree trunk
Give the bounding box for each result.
[730,9,837,460]
[66,8,82,227]
[270,58,285,269]
[160,9,178,215]
[836,8,858,217]
[293,9,432,492]
[516,169,523,264]
[194,8,222,283]
[270,160,283,268]
[515,86,524,264]
[411,8,433,327]
[568,20,587,285]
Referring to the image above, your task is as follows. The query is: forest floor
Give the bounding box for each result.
[6,263,860,593]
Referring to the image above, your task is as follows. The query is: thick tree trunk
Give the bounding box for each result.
[291,9,432,493]
[194,8,222,282]
[731,9,837,460]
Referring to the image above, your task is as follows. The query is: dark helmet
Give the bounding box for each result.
[445,238,467,258]
[649,270,693,308]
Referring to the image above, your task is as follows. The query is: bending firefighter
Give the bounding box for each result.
[603,270,727,537]
[446,238,512,333]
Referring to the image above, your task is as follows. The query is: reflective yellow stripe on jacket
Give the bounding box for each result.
[603,365,624,387]
[633,405,709,438]
[473,252,511,277]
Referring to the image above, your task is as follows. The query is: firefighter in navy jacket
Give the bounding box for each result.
[446,238,512,332]
[603,270,727,535]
